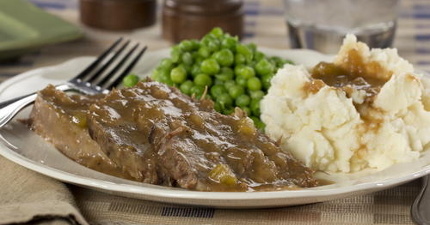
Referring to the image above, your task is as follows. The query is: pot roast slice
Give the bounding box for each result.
[30,81,318,191]
[29,85,133,179]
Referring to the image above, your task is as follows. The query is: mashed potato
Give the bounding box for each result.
[261,35,430,173]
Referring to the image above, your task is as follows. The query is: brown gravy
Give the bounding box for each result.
[305,49,396,163]
[308,49,389,103]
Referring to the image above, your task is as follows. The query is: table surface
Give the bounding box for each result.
[1,0,429,224]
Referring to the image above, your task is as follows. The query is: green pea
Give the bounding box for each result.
[207,40,220,53]
[150,69,161,81]
[214,101,222,112]
[190,85,205,98]
[235,65,255,79]
[247,43,257,53]
[170,66,187,84]
[159,71,174,86]
[122,74,139,87]
[193,55,204,65]
[235,94,251,107]
[224,80,236,90]
[214,49,234,67]
[234,64,245,76]
[251,117,265,130]
[190,64,202,77]
[255,58,274,76]
[271,56,293,68]
[284,59,294,65]
[247,77,262,91]
[249,90,265,99]
[180,80,194,95]
[198,47,211,58]
[241,106,251,116]
[201,58,220,75]
[214,79,224,85]
[236,44,251,56]
[235,53,246,65]
[221,36,238,51]
[269,56,289,68]
[190,40,201,50]
[202,35,220,52]
[250,99,261,116]
[236,44,253,63]
[215,73,234,82]
[191,51,200,60]
[182,63,192,74]
[170,47,181,63]
[181,52,193,65]
[220,67,234,76]
[194,73,212,87]
[215,67,234,82]
[156,69,170,82]
[159,58,173,69]
[254,51,265,62]
[222,107,235,115]
[235,75,247,87]
[179,40,194,52]
[261,73,273,90]
[228,85,245,99]
[210,27,224,37]
[210,84,227,97]
[217,93,233,108]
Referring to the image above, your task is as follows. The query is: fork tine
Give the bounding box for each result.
[85,39,131,83]
[96,43,140,87]
[75,37,123,81]
[102,45,147,90]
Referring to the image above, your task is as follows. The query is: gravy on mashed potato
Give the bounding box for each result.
[309,53,387,100]
[261,34,430,173]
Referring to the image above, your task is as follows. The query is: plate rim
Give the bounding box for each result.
[0,48,428,208]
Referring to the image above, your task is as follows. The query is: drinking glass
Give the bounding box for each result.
[283,0,400,54]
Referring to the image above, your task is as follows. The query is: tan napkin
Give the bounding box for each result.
[0,156,88,225]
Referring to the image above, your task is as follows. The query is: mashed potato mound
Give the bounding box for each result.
[261,35,430,173]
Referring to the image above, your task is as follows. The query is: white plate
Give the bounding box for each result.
[0,48,429,208]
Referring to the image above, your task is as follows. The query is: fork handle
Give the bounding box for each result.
[0,83,98,128]
[0,92,38,128]
[411,175,430,224]
[0,84,70,128]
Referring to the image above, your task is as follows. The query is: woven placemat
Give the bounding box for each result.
[70,180,421,225]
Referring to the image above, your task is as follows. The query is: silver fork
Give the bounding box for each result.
[0,38,147,128]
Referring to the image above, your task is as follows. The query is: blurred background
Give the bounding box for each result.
[1,0,429,77]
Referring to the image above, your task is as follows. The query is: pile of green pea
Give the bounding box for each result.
[122,27,292,129]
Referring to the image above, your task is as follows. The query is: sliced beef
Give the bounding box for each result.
[30,81,318,191]
[29,85,133,180]
[86,81,318,191]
